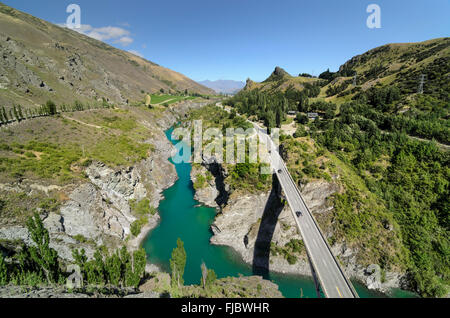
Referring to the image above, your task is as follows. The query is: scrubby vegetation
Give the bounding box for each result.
[128,198,156,237]
[0,135,150,183]
[0,107,154,184]
[193,173,207,190]
[227,162,271,193]
[130,217,148,237]
[270,239,305,265]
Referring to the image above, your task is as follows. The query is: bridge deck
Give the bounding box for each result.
[257,126,358,298]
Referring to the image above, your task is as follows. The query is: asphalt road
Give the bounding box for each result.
[255,124,358,298]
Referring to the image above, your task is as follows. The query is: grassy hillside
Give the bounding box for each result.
[240,38,449,106]
[0,3,214,109]
[225,38,449,297]
[337,38,449,100]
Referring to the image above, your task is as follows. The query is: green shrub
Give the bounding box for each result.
[130,217,148,237]
[294,126,307,138]
[286,254,297,265]
[193,174,206,190]
[130,198,155,217]
[45,100,57,115]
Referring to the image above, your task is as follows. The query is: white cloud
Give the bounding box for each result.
[128,50,144,58]
[114,36,134,46]
[59,23,134,47]
[88,26,130,41]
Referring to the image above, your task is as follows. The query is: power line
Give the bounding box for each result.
[418,74,426,94]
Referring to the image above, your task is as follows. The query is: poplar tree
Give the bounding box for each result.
[46,100,57,115]
[205,269,217,288]
[125,248,146,288]
[26,212,60,283]
[170,238,186,287]
[0,253,7,286]
[276,106,282,128]
[200,262,216,289]
[13,105,19,121]
[72,248,87,272]
[105,251,121,286]
[92,249,105,284]
[18,105,24,120]
[2,107,7,122]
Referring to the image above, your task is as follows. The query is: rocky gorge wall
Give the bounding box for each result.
[0,100,210,262]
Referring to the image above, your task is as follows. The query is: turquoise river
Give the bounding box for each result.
[143,127,416,298]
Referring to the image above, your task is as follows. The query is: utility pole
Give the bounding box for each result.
[418,74,426,94]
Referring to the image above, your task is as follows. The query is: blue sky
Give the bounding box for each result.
[3,0,449,82]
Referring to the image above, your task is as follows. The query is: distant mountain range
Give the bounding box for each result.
[198,80,245,94]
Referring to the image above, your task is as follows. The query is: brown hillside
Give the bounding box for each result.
[0,3,214,108]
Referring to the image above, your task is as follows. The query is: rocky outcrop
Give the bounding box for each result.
[191,164,219,208]
[0,221,95,261]
[190,155,229,208]
[59,181,133,244]
[332,244,409,293]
